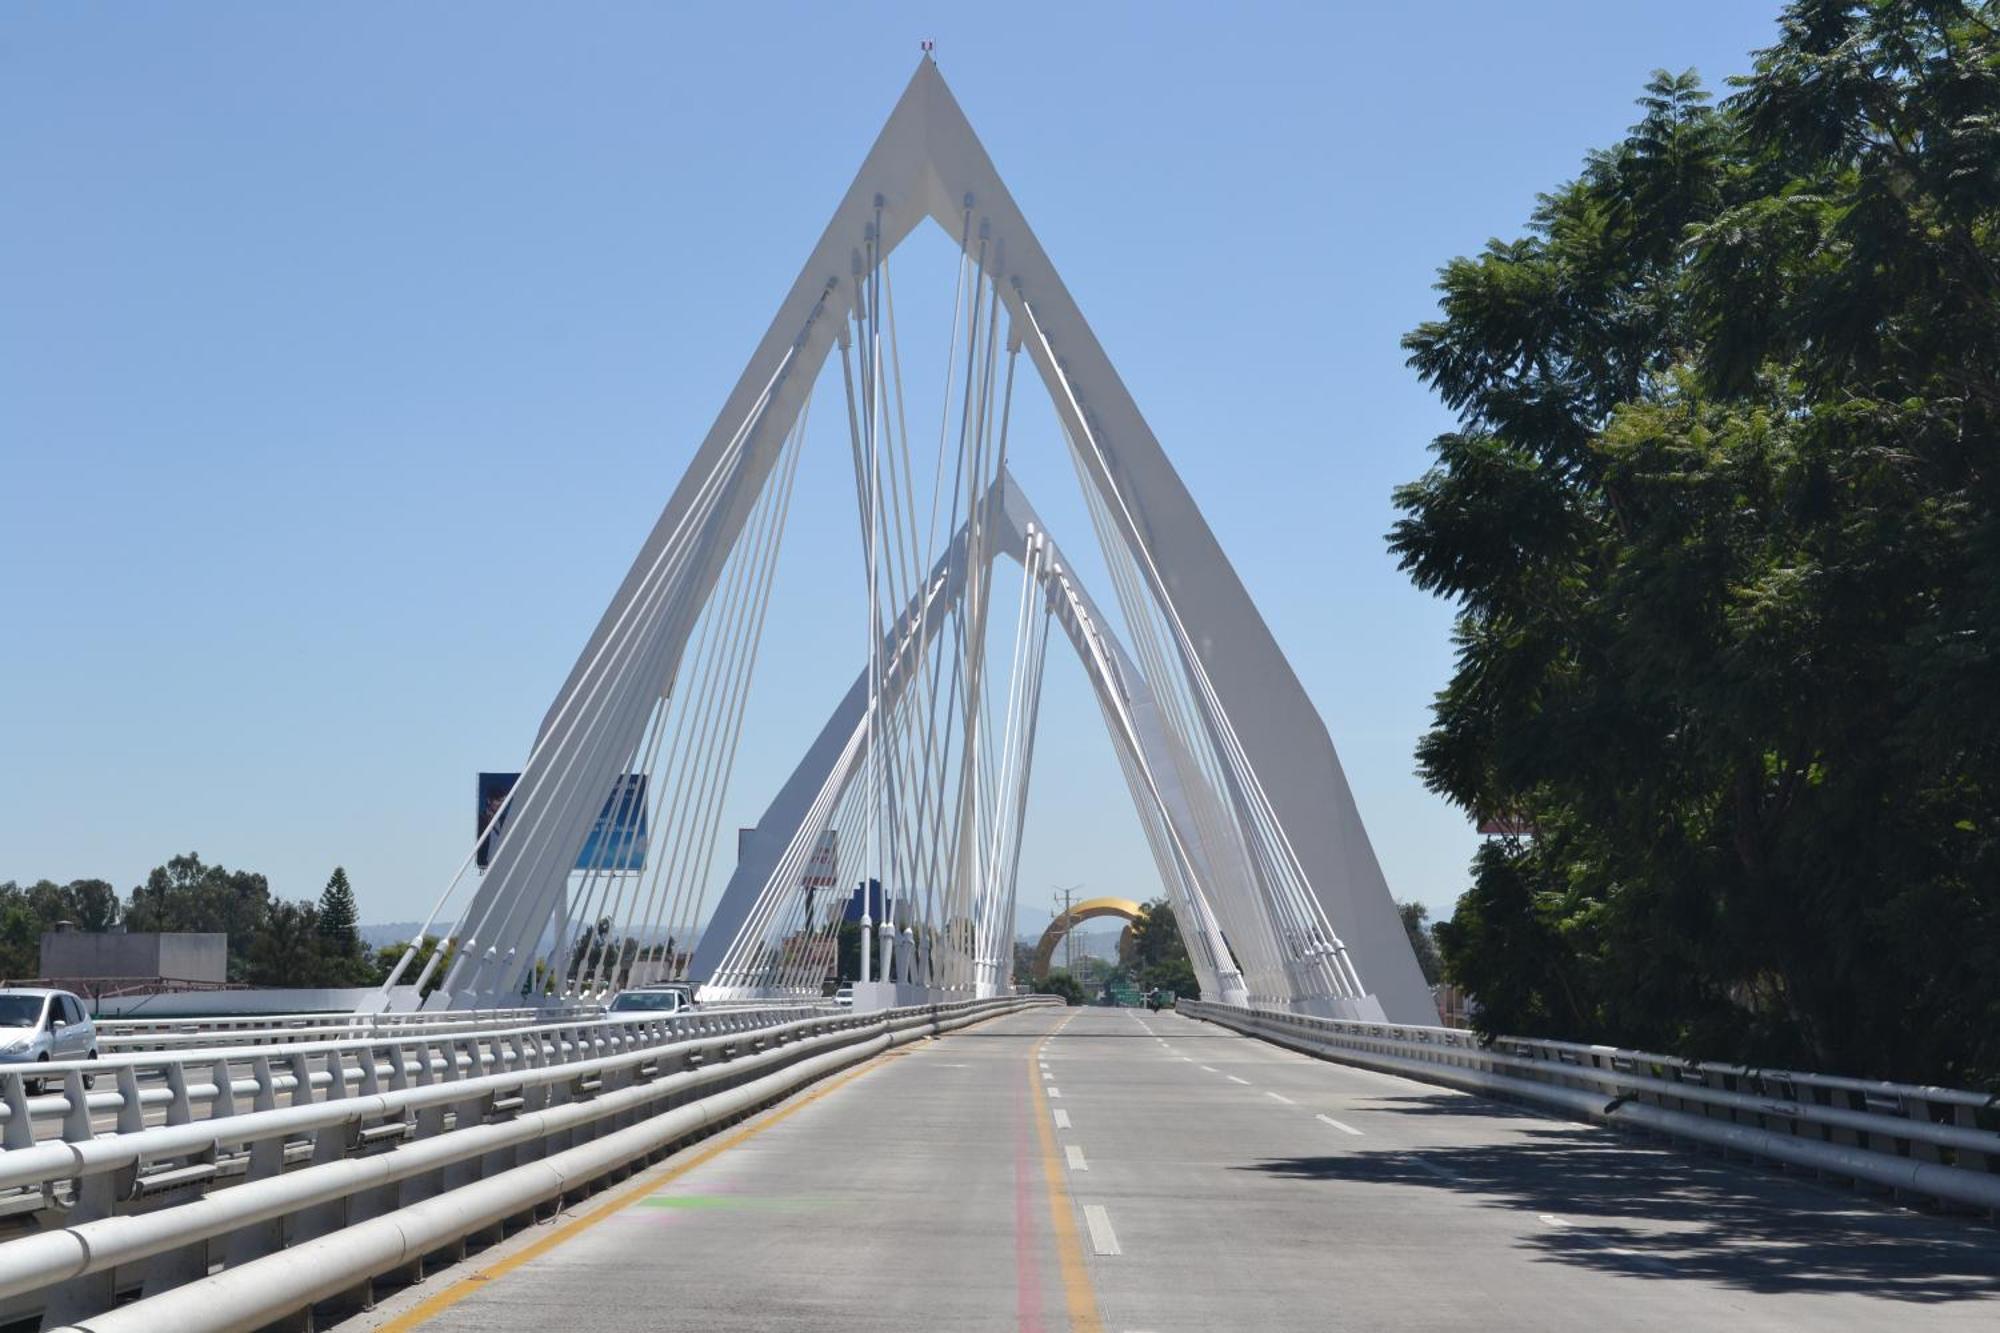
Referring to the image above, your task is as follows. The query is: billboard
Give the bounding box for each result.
[797,829,839,930]
[477,772,649,871]
[802,829,838,888]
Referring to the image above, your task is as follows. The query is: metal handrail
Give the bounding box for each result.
[2,993,1053,1331]
[1179,1000,2000,1215]
[0,1009,858,1196]
[92,1006,573,1045]
[0,1006,818,1144]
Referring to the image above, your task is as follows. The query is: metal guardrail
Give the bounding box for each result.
[94,1007,547,1034]
[1179,1000,2000,1217]
[92,1000,821,1052]
[93,1006,604,1053]
[2,1007,819,1145]
[0,994,1053,1330]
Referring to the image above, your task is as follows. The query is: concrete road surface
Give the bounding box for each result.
[366,1007,2000,1332]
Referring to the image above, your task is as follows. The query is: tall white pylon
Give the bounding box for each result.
[392,60,1436,1026]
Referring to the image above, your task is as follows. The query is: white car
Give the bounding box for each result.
[831,985,854,1008]
[0,989,98,1089]
[606,984,695,1015]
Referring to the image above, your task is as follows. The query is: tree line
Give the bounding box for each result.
[1,853,414,989]
[1396,3,1999,1087]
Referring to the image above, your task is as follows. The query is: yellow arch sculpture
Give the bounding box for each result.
[1030,897,1145,981]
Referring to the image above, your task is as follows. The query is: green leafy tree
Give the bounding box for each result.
[311,867,379,986]
[566,917,643,988]
[0,879,125,978]
[118,853,388,988]
[317,868,359,950]
[1129,898,1200,999]
[1398,902,1444,987]
[0,887,42,980]
[1399,7,2000,1086]
[1031,969,1086,1006]
[63,880,121,933]
[1128,897,1180,969]
[376,934,456,997]
[125,853,274,982]
[246,900,325,987]
[835,921,864,983]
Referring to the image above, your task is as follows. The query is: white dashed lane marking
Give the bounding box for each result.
[1317,1114,1364,1136]
[1066,1144,1089,1171]
[1265,1091,1295,1105]
[1226,1075,1250,1085]
[1083,1204,1121,1256]
[1052,1108,1071,1129]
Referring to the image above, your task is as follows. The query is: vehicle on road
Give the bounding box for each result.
[605,983,696,1015]
[1145,988,1175,1013]
[831,985,854,1008]
[0,988,98,1090]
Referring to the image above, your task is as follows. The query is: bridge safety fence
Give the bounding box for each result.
[92,1006,598,1053]
[1179,1000,2000,1218]
[0,995,1054,1331]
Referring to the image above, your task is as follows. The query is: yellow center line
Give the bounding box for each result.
[1030,1011,1103,1333]
[378,1050,904,1331]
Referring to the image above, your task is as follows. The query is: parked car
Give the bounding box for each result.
[0,989,98,1090]
[605,983,695,1015]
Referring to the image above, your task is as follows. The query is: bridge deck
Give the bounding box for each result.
[369,1008,2000,1331]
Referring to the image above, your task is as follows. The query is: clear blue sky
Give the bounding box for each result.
[1,3,1786,935]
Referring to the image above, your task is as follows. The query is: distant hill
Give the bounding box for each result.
[359,921,426,948]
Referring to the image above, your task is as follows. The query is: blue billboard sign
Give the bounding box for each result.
[477,772,649,872]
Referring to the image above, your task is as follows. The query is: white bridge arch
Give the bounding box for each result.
[388,59,1435,1026]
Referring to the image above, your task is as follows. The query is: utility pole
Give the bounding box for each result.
[1054,883,1083,976]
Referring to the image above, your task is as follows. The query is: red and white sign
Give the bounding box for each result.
[802,830,839,888]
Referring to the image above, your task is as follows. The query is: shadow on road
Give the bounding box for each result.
[1235,1128,2000,1303]
[1348,1091,1555,1120]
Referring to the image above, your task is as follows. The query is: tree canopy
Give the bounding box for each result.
[1129,897,1201,999]
[0,880,121,979]
[1030,969,1087,1006]
[1398,2,2000,1087]
[79,853,387,989]
[1398,902,1444,987]
[318,868,359,947]
[125,853,274,982]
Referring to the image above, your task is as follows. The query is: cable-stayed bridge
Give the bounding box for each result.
[5,60,1997,1333]
[375,56,1429,1027]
